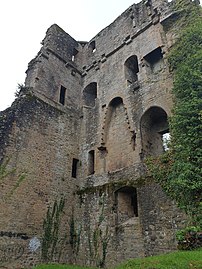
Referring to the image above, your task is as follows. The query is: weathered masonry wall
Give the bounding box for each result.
[25,24,83,109]
[74,179,185,267]
[0,0,195,267]
[79,0,174,180]
[0,95,80,268]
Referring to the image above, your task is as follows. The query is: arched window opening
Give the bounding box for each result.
[115,187,138,224]
[143,47,164,73]
[88,150,95,175]
[89,40,96,53]
[83,82,97,107]
[124,55,139,85]
[140,106,169,157]
[109,97,123,108]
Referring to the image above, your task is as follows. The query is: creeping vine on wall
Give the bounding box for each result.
[146,0,202,232]
[87,193,110,268]
[69,209,82,262]
[0,158,13,180]
[41,197,65,262]
[0,158,27,199]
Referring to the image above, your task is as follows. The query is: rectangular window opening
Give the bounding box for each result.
[144,47,163,65]
[131,190,138,217]
[72,158,79,178]
[59,85,66,105]
[88,150,95,175]
[143,47,164,73]
[115,187,138,223]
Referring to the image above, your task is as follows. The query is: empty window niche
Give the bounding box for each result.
[83,82,97,107]
[71,158,79,178]
[115,187,138,223]
[88,150,95,175]
[144,47,164,73]
[140,106,169,157]
[124,55,139,85]
[89,40,96,53]
[59,85,66,105]
[71,48,78,62]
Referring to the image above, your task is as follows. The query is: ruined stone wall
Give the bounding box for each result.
[76,0,188,266]
[79,0,174,179]
[75,169,186,267]
[25,24,83,108]
[0,94,80,268]
[0,0,193,267]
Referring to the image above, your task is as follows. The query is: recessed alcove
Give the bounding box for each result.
[115,186,138,223]
[140,106,169,157]
[83,82,97,107]
[124,55,139,85]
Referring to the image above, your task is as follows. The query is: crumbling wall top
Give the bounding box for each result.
[41,24,79,63]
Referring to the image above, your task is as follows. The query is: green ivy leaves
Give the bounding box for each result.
[146,2,202,229]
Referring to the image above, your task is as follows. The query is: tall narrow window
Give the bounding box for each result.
[89,41,96,53]
[72,158,79,178]
[124,55,139,85]
[59,86,66,105]
[88,150,95,175]
[131,188,138,217]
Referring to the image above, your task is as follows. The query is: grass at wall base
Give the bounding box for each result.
[32,248,202,269]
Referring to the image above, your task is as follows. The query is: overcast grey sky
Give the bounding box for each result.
[0,0,201,111]
[0,0,139,111]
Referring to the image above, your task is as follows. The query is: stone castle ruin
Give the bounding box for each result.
[0,0,197,267]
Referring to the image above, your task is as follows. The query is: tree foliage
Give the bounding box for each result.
[146,1,202,228]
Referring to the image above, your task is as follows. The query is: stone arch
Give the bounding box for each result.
[100,97,136,172]
[102,97,133,144]
[83,82,97,107]
[124,55,139,85]
[115,186,138,224]
[140,106,169,157]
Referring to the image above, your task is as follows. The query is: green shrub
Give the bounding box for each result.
[176,226,202,250]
